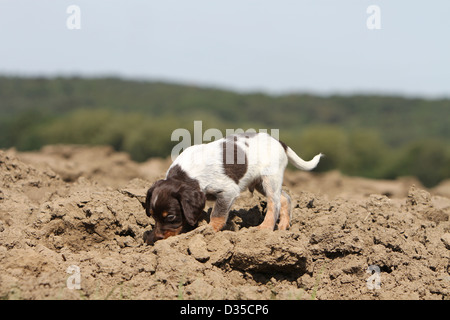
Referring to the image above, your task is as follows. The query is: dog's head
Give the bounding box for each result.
[143,178,206,245]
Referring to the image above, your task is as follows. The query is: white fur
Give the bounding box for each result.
[168,132,322,205]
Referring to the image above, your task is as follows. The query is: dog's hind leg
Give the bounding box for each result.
[256,176,281,231]
[277,190,291,230]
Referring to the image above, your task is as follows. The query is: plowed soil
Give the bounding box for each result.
[1,145,449,300]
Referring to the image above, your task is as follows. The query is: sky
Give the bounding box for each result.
[0,0,449,98]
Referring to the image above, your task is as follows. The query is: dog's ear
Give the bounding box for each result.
[176,185,206,226]
[144,180,164,216]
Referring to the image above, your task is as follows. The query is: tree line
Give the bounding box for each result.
[0,76,449,187]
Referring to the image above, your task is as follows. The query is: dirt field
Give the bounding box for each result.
[1,145,449,300]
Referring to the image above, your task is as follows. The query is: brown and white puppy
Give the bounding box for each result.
[143,132,322,245]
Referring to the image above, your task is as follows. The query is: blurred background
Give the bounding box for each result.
[0,0,449,187]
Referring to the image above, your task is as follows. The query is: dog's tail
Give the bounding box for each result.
[286,147,324,171]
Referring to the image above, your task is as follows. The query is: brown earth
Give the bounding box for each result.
[0,145,449,300]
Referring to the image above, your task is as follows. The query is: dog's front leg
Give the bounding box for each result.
[209,195,236,232]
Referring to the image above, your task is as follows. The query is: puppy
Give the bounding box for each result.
[143,132,322,245]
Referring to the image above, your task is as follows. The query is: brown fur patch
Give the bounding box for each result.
[210,216,227,232]
[222,136,247,184]
[163,226,183,239]
[278,139,288,152]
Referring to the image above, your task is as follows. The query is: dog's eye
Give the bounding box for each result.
[166,214,176,222]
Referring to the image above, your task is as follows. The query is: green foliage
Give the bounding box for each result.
[384,139,450,188]
[298,126,349,172]
[286,126,390,178]
[24,109,181,161]
[0,76,449,187]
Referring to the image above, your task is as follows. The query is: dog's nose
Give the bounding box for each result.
[143,230,163,245]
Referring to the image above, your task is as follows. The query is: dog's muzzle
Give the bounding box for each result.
[143,230,162,245]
